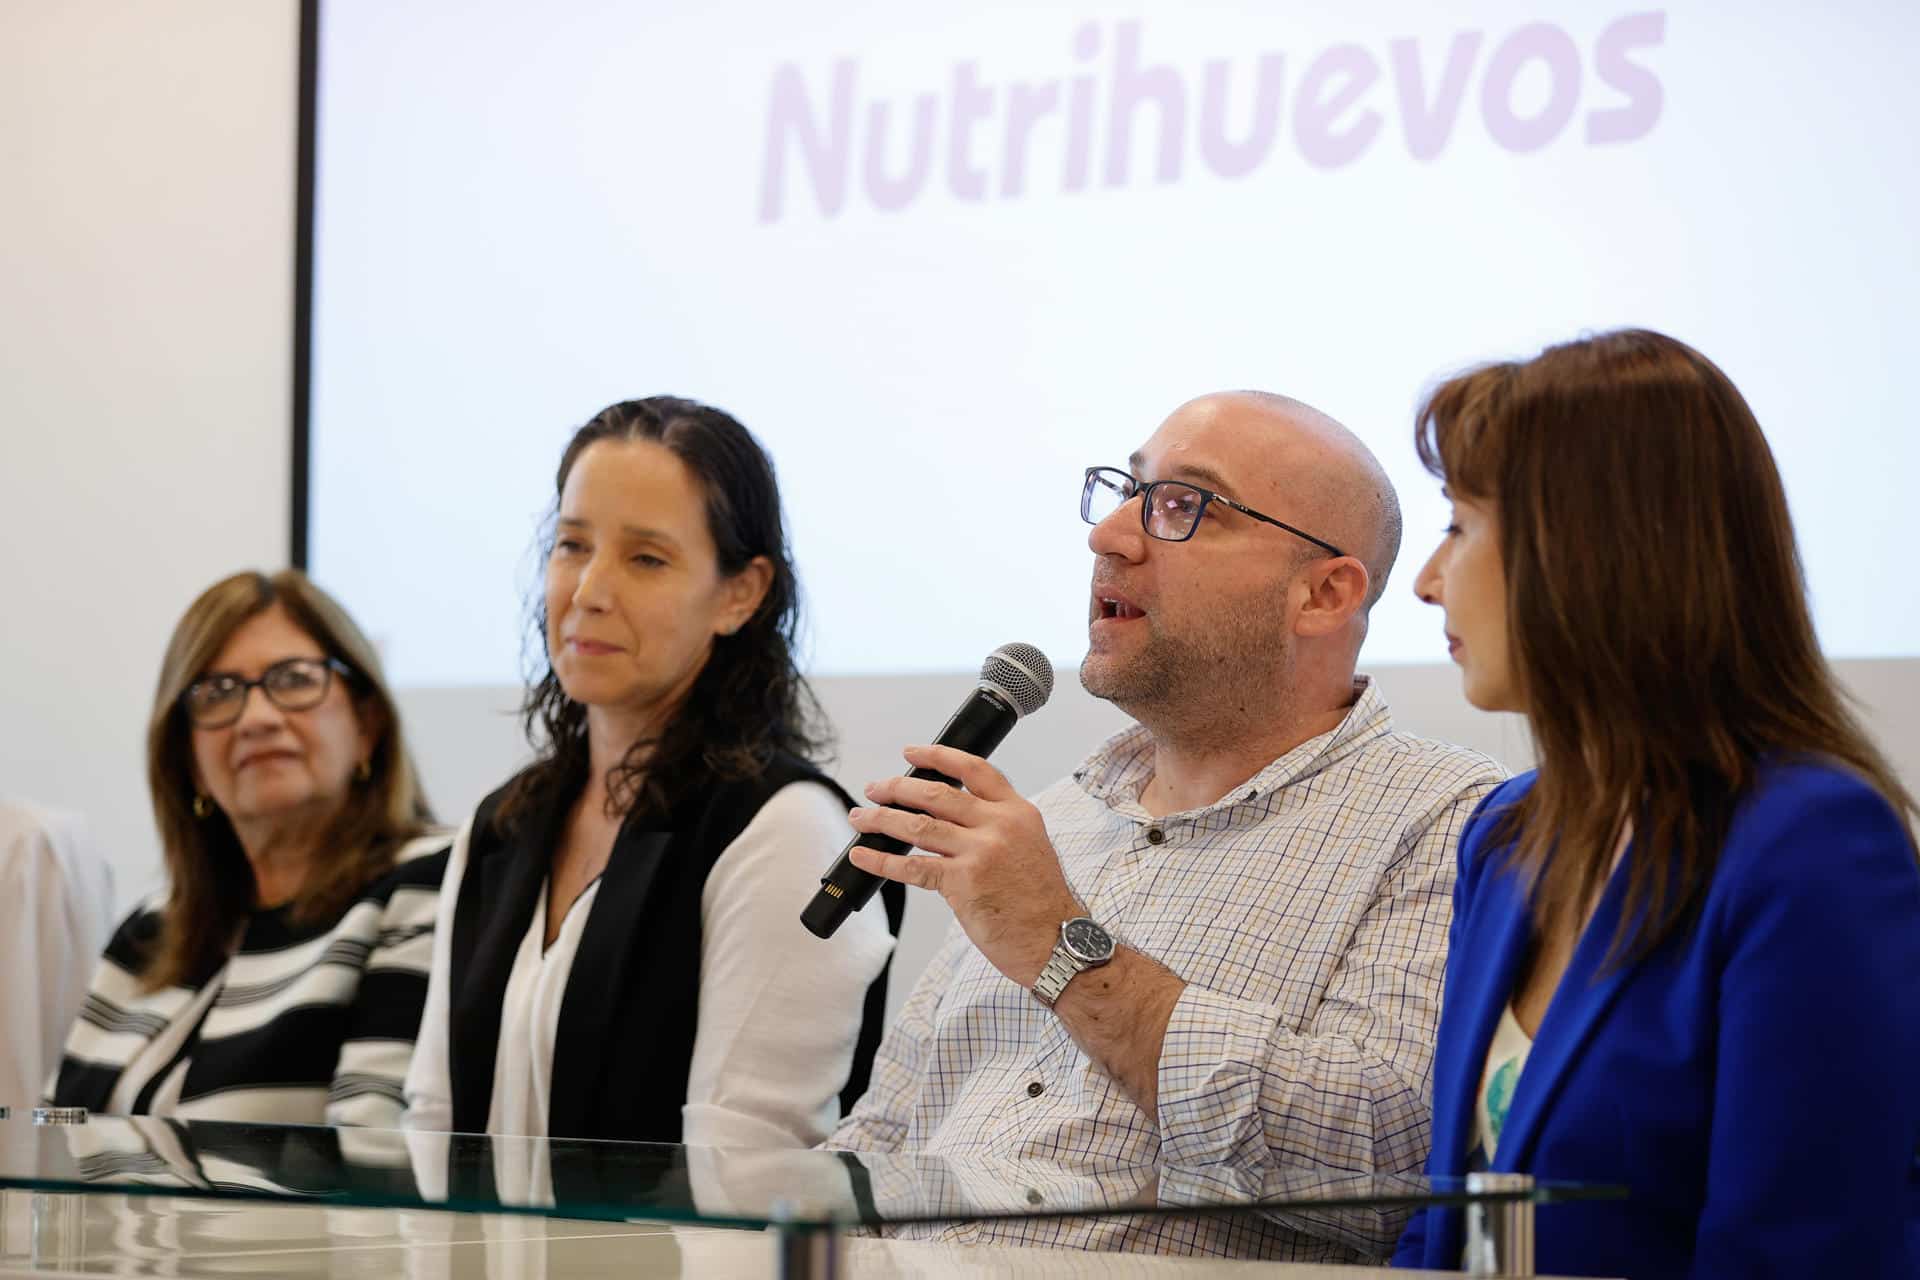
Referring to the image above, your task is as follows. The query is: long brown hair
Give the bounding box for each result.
[1417,328,1916,961]
[145,570,435,990]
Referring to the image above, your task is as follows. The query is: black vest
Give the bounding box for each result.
[446,752,904,1142]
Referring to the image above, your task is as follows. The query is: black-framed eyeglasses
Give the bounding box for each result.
[1080,466,1347,557]
[181,657,355,729]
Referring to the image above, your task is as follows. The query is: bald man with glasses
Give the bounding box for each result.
[827,391,1504,1263]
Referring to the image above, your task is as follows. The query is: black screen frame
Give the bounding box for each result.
[291,0,320,568]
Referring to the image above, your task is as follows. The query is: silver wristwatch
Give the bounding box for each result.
[1031,916,1116,1007]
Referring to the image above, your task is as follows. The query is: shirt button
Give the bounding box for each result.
[1145,827,1166,845]
[1026,1081,1045,1098]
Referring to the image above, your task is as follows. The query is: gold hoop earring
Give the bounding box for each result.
[192,794,213,819]
[353,759,372,783]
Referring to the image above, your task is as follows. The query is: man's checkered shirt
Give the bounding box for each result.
[828,677,1504,1262]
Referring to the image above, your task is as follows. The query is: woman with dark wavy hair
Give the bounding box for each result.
[404,397,899,1146]
[1394,330,1920,1276]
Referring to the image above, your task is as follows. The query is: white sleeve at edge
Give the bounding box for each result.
[684,782,893,1148]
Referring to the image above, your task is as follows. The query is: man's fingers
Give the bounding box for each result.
[900,745,1017,802]
[847,843,943,891]
[862,774,984,824]
[848,805,966,856]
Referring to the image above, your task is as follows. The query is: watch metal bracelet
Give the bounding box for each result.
[1032,948,1085,1007]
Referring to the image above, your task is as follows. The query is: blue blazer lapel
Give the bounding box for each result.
[1441,881,1534,1166]
[1418,862,1534,1267]
[1491,867,1638,1172]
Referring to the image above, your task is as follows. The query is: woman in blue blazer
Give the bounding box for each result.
[1395,329,1920,1279]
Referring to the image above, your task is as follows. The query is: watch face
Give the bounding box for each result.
[1061,917,1114,963]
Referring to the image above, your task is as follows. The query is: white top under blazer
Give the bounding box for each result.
[403,781,894,1147]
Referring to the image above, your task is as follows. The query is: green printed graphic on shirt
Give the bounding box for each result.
[1486,1056,1520,1151]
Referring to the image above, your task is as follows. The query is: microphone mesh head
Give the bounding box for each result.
[981,643,1054,717]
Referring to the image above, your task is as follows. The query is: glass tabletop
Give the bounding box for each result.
[0,1112,1619,1242]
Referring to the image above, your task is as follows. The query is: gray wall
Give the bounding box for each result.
[397,659,1916,1019]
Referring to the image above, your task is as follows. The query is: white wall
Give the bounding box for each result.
[3,2,1916,1022]
[0,0,299,900]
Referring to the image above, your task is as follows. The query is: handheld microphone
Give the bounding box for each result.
[802,643,1054,939]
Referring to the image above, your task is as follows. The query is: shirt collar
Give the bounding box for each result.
[1072,675,1394,822]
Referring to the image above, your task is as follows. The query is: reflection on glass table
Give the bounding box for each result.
[0,1114,1620,1278]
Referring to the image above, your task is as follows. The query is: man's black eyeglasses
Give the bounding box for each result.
[1080,466,1347,558]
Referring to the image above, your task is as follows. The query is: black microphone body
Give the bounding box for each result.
[801,686,1020,939]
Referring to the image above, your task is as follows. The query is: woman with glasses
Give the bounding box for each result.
[403,396,898,1147]
[46,570,448,1124]
[1393,330,1920,1276]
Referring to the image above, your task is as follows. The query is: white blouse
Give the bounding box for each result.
[485,877,602,1138]
[404,781,895,1147]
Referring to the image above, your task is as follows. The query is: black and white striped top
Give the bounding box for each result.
[47,835,450,1126]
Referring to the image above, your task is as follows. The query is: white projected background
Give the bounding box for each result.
[311,0,1920,688]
